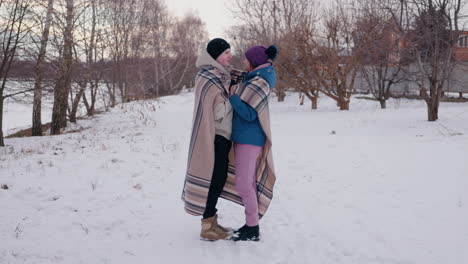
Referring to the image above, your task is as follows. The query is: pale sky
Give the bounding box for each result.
[165,0,234,39]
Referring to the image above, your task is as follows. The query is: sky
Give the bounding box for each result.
[165,0,234,39]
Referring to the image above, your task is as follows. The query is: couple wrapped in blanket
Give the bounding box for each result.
[182,38,278,241]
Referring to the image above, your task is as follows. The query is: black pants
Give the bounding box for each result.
[203,135,232,219]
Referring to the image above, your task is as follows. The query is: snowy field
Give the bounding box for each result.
[1,91,468,264]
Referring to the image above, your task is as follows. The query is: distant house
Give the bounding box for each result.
[354,27,468,96]
[454,31,468,61]
[382,27,468,63]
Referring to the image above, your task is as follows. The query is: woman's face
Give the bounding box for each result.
[242,58,252,71]
[216,49,233,67]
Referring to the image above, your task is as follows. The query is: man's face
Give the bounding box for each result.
[216,49,233,67]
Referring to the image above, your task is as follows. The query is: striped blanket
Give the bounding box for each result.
[181,65,236,216]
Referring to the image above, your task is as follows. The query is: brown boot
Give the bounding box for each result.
[200,216,231,241]
[214,214,233,234]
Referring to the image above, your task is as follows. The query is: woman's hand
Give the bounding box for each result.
[229,84,236,96]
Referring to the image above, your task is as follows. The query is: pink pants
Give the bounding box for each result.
[234,143,263,226]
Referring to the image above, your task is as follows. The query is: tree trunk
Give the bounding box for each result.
[337,86,349,110]
[379,99,387,109]
[82,92,90,114]
[0,97,4,146]
[89,80,98,115]
[83,89,95,116]
[82,0,97,117]
[299,93,304,105]
[69,82,86,123]
[106,80,116,108]
[110,81,116,107]
[153,49,159,98]
[427,102,438,121]
[32,86,43,136]
[118,77,127,103]
[339,99,350,110]
[304,92,318,110]
[460,92,463,99]
[277,86,285,102]
[51,79,67,134]
[32,0,54,136]
[51,0,74,135]
[311,96,318,110]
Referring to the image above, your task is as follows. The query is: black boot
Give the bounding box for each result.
[232,225,260,241]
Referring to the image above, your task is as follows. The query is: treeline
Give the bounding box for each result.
[8,58,199,96]
[1,0,466,146]
[229,0,466,120]
[0,0,208,146]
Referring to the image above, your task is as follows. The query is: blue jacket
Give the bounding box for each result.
[229,65,276,146]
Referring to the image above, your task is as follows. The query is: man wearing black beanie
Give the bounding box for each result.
[207,38,231,60]
[182,38,235,241]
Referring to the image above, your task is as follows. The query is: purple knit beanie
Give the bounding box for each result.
[245,45,278,68]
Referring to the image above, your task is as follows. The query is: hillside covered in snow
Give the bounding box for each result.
[1,92,467,264]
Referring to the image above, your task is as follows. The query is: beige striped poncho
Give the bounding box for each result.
[182,60,276,219]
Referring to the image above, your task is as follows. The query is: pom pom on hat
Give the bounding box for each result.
[265,45,278,60]
[245,45,278,68]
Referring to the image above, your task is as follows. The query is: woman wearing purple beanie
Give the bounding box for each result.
[229,45,278,241]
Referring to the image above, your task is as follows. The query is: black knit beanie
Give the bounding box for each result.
[207,38,231,60]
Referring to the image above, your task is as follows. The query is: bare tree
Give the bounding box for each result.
[82,0,106,116]
[69,0,102,122]
[51,0,74,134]
[103,0,137,105]
[128,2,208,98]
[140,0,170,98]
[166,13,208,94]
[353,1,407,109]
[0,0,33,146]
[312,1,361,110]
[384,0,466,121]
[278,16,321,109]
[230,0,317,101]
[32,0,54,136]
[68,45,85,123]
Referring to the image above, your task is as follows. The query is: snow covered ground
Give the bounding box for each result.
[1,92,467,264]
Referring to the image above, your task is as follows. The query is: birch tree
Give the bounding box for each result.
[32,0,54,136]
[50,0,74,134]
